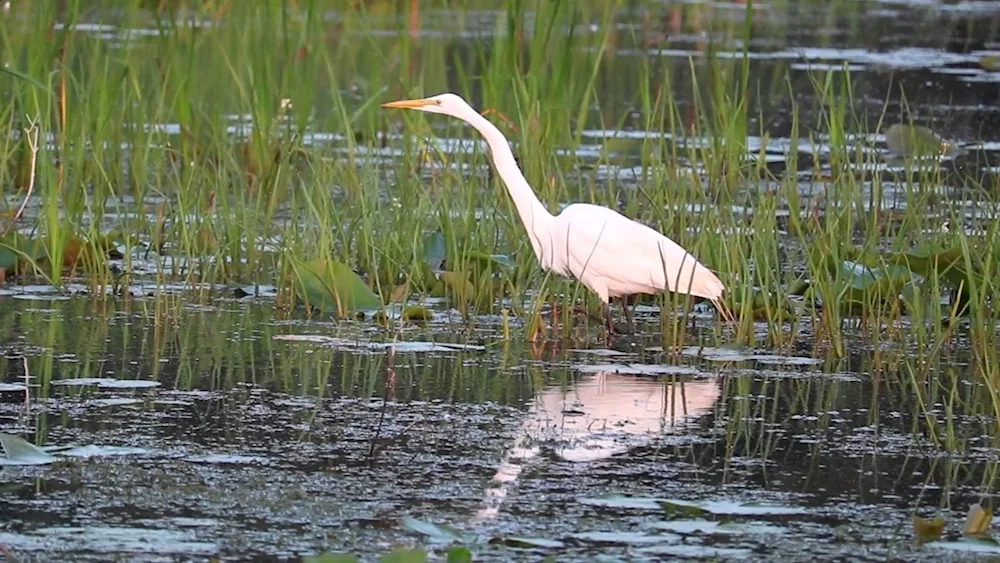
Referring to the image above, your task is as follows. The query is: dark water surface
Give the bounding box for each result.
[1,293,997,561]
[4,1,1000,561]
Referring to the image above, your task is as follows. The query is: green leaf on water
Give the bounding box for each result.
[379,547,428,563]
[303,554,360,563]
[290,258,382,316]
[884,123,955,158]
[981,55,1000,71]
[402,306,434,322]
[437,271,476,302]
[925,538,1000,554]
[401,516,466,544]
[491,536,566,549]
[445,546,473,563]
[837,260,912,315]
[466,251,514,270]
[660,498,808,516]
[913,514,946,544]
[889,246,981,291]
[0,433,57,466]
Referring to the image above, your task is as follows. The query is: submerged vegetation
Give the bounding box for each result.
[2,0,1000,559]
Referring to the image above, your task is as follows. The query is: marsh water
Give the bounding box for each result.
[4,1,1000,561]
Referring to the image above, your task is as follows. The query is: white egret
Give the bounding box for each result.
[383,93,730,332]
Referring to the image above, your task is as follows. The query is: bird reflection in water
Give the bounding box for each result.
[474,372,720,521]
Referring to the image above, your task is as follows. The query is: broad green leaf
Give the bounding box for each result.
[402,306,434,322]
[0,433,57,466]
[291,258,382,316]
[445,546,473,563]
[885,123,956,158]
[890,246,980,290]
[303,554,360,563]
[423,231,447,271]
[401,516,466,544]
[913,515,946,544]
[660,498,807,516]
[926,538,1000,554]
[466,251,514,270]
[379,547,427,563]
[437,271,475,301]
[491,536,566,549]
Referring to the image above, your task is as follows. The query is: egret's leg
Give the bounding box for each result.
[603,303,619,337]
[621,297,635,334]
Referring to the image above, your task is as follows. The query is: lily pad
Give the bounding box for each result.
[661,498,808,516]
[304,554,359,563]
[402,306,434,322]
[570,531,680,545]
[652,520,787,535]
[573,363,701,376]
[578,494,666,511]
[273,335,485,353]
[98,379,161,389]
[491,536,566,549]
[885,123,955,158]
[401,517,467,545]
[0,433,56,465]
[379,548,427,563]
[925,538,1000,555]
[291,258,382,316]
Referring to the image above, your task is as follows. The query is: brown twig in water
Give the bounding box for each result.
[367,344,396,467]
[4,117,40,237]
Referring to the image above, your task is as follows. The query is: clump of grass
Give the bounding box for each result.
[0,0,994,372]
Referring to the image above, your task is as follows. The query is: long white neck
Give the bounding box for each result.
[462,110,554,264]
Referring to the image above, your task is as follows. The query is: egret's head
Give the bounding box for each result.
[381,93,475,119]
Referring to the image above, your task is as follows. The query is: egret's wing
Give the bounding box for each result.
[557,204,724,300]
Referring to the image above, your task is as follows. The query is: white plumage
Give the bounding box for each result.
[383,93,729,330]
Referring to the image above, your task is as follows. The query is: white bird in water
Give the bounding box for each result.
[383,93,731,333]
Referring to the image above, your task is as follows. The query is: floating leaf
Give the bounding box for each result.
[660,498,807,516]
[402,306,434,322]
[926,538,1000,554]
[963,504,993,537]
[652,520,787,536]
[571,531,679,545]
[437,271,475,302]
[0,433,57,466]
[913,515,946,544]
[445,546,472,563]
[379,547,427,563]
[889,246,980,291]
[303,554,360,563]
[491,536,566,549]
[981,55,1000,71]
[291,258,382,316]
[401,516,466,545]
[466,250,514,271]
[578,493,665,511]
[885,124,954,158]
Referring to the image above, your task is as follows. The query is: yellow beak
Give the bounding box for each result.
[381,98,436,109]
